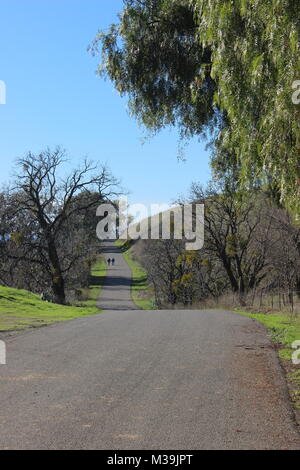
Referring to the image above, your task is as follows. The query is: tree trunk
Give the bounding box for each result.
[295,276,300,299]
[222,257,239,292]
[48,239,66,305]
[51,276,66,305]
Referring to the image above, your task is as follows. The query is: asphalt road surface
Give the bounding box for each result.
[98,241,138,311]
[0,244,299,449]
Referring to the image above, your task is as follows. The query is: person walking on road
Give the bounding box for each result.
[111,258,115,266]
[107,258,111,267]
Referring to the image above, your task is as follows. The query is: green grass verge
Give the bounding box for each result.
[235,310,300,360]
[0,257,107,332]
[235,309,300,411]
[115,240,154,309]
[75,257,107,309]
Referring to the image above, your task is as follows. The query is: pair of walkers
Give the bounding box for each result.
[107,257,115,267]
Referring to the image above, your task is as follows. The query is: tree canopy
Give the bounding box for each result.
[0,148,120,304]
[92,0,300,215]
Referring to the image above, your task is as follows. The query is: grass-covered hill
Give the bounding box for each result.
[0,258,106,332]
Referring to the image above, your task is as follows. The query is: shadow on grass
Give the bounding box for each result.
[132,276,148,287]
[117,239,136,253]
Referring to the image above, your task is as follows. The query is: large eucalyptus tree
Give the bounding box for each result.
[92,0,300,215]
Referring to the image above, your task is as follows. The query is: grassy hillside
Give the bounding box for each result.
[0,258,106,332]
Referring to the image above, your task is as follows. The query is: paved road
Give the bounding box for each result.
[0,243,299,449]
[98,241,138,311]
[0,309,299,449]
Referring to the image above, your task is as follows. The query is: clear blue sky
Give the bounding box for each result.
[0,0,211,206]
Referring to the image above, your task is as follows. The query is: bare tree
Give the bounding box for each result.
[188,181,274,304]
[3,147,120,304]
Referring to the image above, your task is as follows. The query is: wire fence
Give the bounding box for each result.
[227,288,300,315]
[190,289,300,315]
